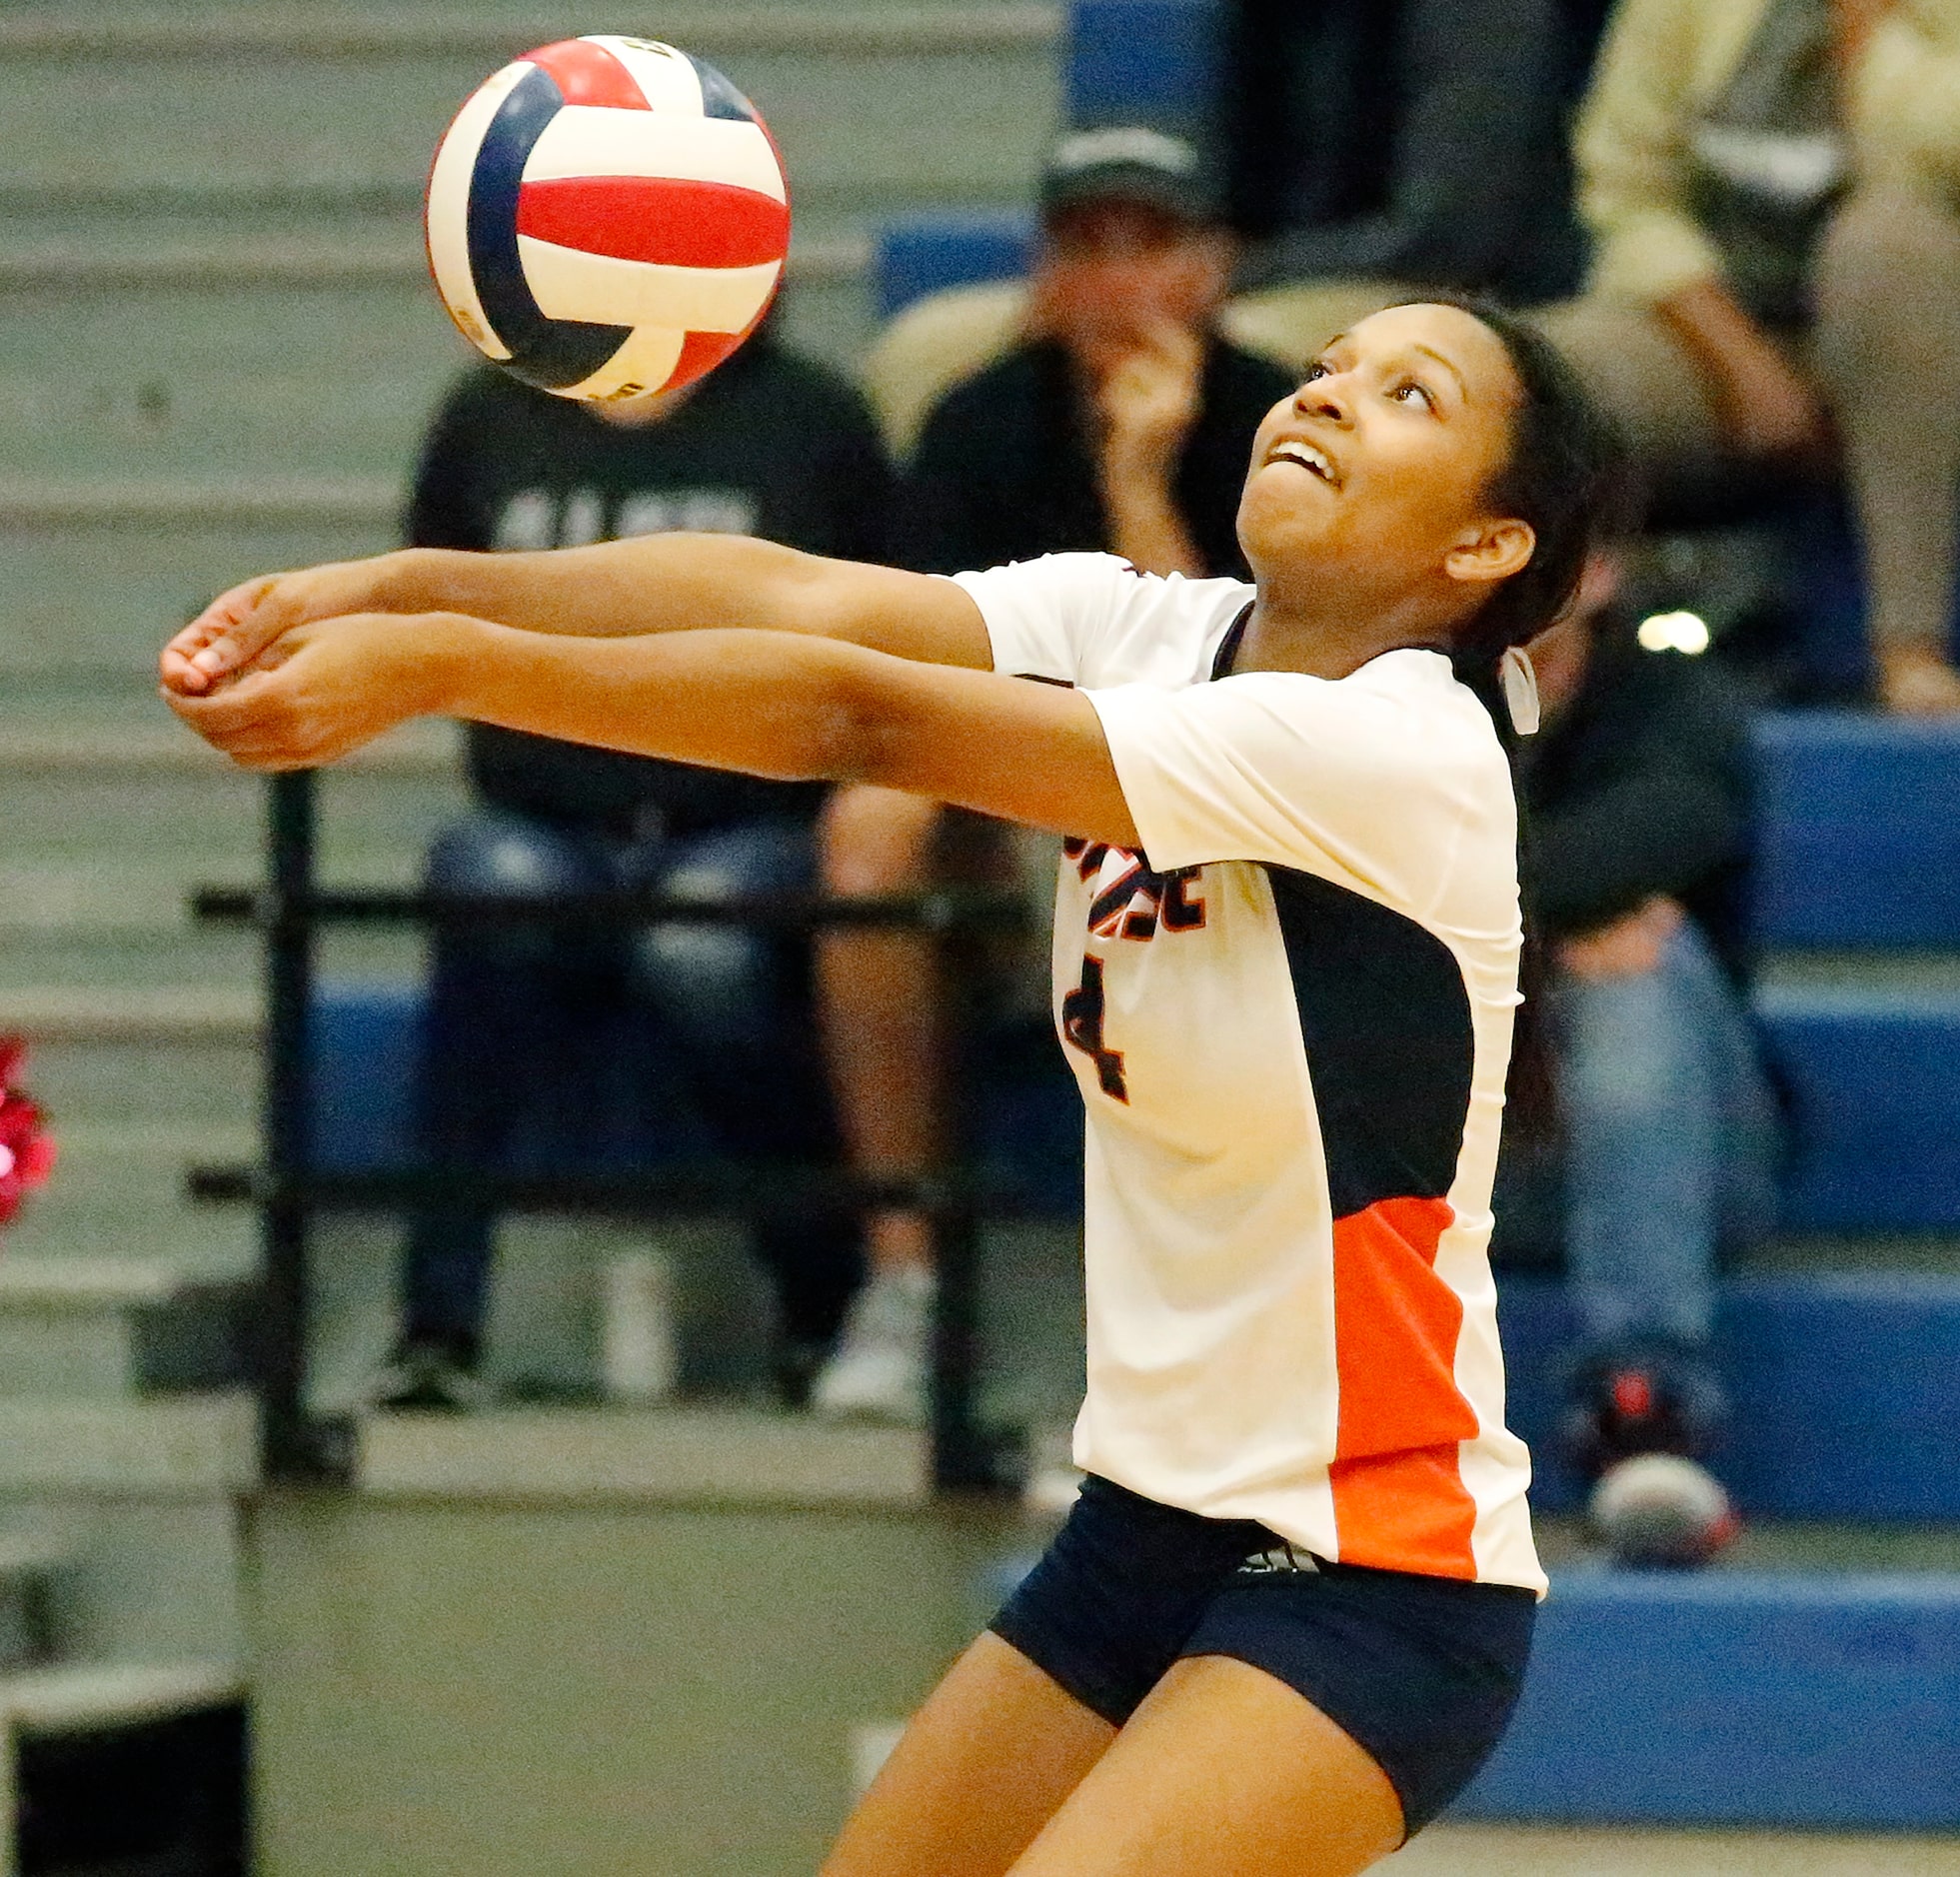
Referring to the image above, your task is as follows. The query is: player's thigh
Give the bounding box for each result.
[1007,1654,1404,1877]
[822,1631,1115,1877]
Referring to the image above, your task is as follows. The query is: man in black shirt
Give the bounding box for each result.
[380,327,891,1408]
[810,128,1296,1422]
[898,127,1291,581]
[1508,553,1777,1558]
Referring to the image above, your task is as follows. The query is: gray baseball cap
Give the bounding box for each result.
[1038,124,1221,225]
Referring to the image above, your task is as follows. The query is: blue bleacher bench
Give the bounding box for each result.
[1065,0,1222,132]
[1458,1569,1960,1830]
[874,210,1034,321]
[302,977,1960,1240]
[1497,1274,1960,1522]
[307,982,1960,1523]
[1756,981,1960,1232]
[1751,713,1960,949]
[976,1545,1960,1829]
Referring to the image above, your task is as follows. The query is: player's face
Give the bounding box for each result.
[1236,303,1527,608]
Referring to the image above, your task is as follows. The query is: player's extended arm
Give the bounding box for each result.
[164,608,1142,849]
[159,536,992,697]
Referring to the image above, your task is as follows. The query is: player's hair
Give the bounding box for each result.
[1406,296,1627,1135]
[1414,295,1630,677]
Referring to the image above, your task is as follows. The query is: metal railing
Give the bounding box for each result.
[189,770,1030,1492]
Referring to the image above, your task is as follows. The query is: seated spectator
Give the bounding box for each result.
[374,323,891,1409]
[1503,549,1778,1536]
[812,127,1297,1422]
[1221,0,1598,309]
[1544,0,1960,711]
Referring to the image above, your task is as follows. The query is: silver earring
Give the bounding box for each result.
[1500,646,1540,736]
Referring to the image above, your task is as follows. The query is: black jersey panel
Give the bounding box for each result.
[1264,868,1476,1218]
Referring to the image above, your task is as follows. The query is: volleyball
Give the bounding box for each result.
[424,34,790,404]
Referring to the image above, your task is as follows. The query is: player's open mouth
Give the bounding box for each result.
[1264,438,1341,488]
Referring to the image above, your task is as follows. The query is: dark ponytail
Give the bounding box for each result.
[1395,297,1630,1139]
[1431,295,1631,680]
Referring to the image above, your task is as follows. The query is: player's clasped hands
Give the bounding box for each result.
[159,564,445,771]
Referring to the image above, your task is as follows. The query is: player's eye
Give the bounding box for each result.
[1393,379,1437,412]
[1300,360,1329,384]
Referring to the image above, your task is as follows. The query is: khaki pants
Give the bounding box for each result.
[1224,186,1960,658]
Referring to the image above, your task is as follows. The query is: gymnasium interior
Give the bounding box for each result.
[0,2,1956,1872]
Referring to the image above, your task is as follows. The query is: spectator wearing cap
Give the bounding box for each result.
[808,127,1296,1423]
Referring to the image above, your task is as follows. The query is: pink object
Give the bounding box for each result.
[0,1036,56,1230]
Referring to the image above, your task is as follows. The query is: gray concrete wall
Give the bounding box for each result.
[249,1483,1023,1877]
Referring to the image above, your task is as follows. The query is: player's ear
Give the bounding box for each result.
[1444,518,1535,591]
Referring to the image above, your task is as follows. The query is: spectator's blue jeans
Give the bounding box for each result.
[1557,920,1778,1356]
[403,809,860,1357]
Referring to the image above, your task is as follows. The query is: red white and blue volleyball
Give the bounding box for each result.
[425,35,790,403]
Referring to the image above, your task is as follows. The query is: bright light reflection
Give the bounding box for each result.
[1636,610,1711,655]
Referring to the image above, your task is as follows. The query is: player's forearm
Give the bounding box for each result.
[402,534,992,670]
[432,617,1137,842]
[432,612,898,784]
[408,534,832,641]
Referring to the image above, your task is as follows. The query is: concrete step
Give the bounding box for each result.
[0,510,398,683]
[0,716,465,922]
[0,9,1061,617]
[0,1259,255,1400]
[359,1402,929,1506]
[0,9,1056,209]
[0,1395,257,1495]
[0,243,870,483]
[0,1126,261,1324]
[5,1655,244,1738]
[0,1497,245,1672]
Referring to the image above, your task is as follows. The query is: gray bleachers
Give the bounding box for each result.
[0,7,1061,1848]
[0,6,1055,682]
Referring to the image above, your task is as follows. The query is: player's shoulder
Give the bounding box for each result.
[1219,649,1508,785]
[1350,648,1509,759]
[972,553,1248,619]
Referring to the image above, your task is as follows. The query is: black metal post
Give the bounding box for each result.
[929,925,1011,1495]
[258,771,339,1479]
[929,1193,997,1490]
[194,803,1032,1493]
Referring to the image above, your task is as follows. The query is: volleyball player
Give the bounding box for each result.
[162,299,1623,1875]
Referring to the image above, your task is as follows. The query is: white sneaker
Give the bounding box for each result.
[810,1264,935,1425]
[1589,1453,1742,1568]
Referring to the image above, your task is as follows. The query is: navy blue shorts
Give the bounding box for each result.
[989,1474,1535,1837]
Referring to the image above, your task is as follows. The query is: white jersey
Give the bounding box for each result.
[955,553,1544,1595]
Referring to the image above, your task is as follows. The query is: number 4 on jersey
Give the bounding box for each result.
[1061,955,1127,1102]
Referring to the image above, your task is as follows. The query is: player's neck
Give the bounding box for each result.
[1236,584,1467,682]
